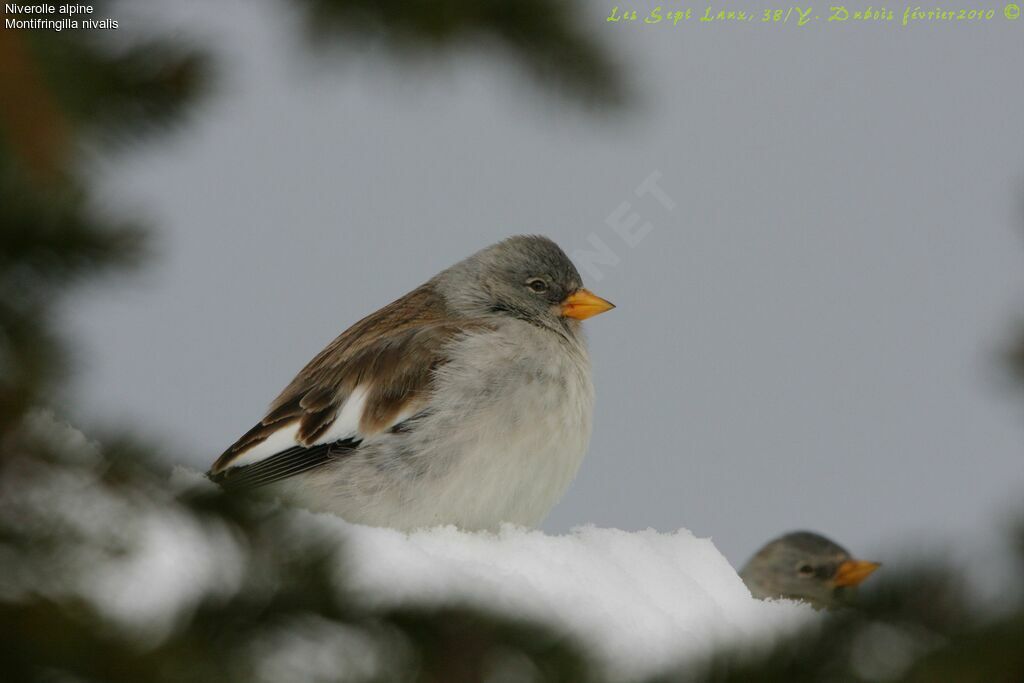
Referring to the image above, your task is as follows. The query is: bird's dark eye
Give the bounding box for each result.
[797,563,815,578]
[526,278,549,293]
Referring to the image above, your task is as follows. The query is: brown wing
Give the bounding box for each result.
[210,283,487,475]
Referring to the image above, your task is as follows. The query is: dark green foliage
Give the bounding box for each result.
[297,0,626,106]
[21,36,208,145]
[1009,323,1024,391]
[0,17,198,431]
[0,419,593,683]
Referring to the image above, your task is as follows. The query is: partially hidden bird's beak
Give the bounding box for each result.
[560,289,615,320]
[832,559,881,587]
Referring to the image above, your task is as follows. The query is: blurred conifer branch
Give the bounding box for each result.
[297,0,626,106]
[0,11,205,433]
[1009,324,1024,391]
[1,413,593,682]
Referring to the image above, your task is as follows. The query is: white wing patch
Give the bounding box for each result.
[230,421,302,468]
[227,386,371,469]
[312,385,369,446]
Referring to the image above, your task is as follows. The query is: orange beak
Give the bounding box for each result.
[560,289,615,320]
[832,559,881,587]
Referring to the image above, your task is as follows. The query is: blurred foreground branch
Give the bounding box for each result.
[1,413,592,683]
[0,14,205,433]
[297,0,625,106]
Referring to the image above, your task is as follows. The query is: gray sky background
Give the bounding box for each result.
[63,0,1024,579]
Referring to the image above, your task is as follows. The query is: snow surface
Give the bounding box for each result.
[319,515,813,680]
[9,413,814,681]
[177,474,814,680]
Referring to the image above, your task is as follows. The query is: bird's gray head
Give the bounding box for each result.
[739,531,880,609]
[435,235,614,332]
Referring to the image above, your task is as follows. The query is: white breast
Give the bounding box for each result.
[289,321,595,531]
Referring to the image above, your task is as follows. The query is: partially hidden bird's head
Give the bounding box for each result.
[434,235,614,332]
[740,531,880,609]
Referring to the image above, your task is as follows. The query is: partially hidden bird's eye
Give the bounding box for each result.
[526,278,549,293]
[796,563,815,577]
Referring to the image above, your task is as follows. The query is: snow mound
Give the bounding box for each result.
[304,513,812,680]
